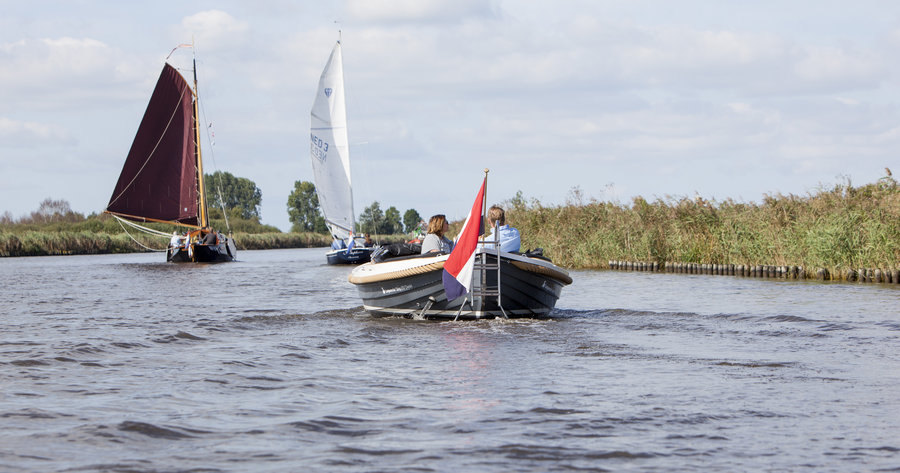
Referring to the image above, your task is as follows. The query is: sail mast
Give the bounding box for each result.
[192,49,209,229]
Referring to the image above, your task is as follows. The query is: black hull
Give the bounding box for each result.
[326,247,373,265]
[167,238,236,263]
[349,251,571,320]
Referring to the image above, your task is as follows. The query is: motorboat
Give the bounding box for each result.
[349,245,572,320]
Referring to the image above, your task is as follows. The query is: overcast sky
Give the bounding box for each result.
[2,1,898,231]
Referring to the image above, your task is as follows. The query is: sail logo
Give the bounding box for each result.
[324,88,333,98]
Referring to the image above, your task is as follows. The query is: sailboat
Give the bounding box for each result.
[105,50,236,263]
[310,40,373,265]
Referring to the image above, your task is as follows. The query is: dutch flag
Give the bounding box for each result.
[442,177,486,301]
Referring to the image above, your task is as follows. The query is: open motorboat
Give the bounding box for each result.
[348,172,572,320]
[348,245,572,320]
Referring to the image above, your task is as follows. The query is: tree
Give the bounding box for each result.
[403,209,422,233]
[30,198,83,223]
[357,201,384,234]
[380,206,402,234]
[205,171,262,220]
[287,180,327,233]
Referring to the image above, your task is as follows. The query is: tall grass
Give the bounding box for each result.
[0,230,332,257]
[505,175,900,271]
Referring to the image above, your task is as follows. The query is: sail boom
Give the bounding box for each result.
[104,211,202,229]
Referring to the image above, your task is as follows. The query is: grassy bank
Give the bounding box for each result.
[0,210,335,257]
[507,175,900,274]
[0,230,331,257]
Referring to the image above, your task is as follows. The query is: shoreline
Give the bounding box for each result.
[0,231,331,258]
[608,259,900,285]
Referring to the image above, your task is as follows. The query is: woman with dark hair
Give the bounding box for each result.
[420,214,453,254]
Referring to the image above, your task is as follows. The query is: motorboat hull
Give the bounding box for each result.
[348,250,572,320]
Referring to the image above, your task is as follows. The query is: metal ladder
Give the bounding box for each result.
[454,224,508,321]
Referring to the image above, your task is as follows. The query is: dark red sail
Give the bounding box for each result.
[106,63,199,226]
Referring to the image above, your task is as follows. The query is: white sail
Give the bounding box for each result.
[310,41,354,242]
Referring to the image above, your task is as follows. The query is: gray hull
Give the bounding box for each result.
[349,251,572,320]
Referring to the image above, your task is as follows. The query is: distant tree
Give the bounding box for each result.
[205,171,262,220]
[382,206,403,234]
[358,201,384,234]
[29,198,83,223]
[402,209,422,233]
[287,180,327,233]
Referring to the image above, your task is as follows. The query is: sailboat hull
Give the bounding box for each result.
[326,247,373,265]
[348,250,572,320]
[167,238,236,263]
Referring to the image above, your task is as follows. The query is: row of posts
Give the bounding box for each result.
[607,260,900,284]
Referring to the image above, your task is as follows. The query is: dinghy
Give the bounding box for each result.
[310,40,373,265]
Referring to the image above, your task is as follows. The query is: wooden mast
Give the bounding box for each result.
[192,50,209,229]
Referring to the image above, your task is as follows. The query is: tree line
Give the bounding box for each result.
[287,180,421,235]
[3,171,421,236]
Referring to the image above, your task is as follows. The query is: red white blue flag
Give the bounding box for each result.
[442,177,486,301]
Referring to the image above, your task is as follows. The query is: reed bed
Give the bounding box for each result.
[507,176,900,276]
[0,231,331,257]
[233,232,331,250]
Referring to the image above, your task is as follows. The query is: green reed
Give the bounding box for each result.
[506,175,900,272]
[0,230,331,257]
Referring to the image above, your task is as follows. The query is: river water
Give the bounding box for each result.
[1,248,898,472]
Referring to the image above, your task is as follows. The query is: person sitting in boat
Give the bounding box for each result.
[364,233,374,247]
[331,238,346,250]
[201,228,218,245]
[483,205,521,253]
[169,231,184,248]
[421,214,453,254]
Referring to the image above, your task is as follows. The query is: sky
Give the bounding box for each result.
[2,0,899,231]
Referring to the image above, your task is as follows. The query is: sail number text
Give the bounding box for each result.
[311,134,329,162]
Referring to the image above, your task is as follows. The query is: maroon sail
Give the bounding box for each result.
[106,63,199,226]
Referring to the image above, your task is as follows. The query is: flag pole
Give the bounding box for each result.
[482,168,489,235]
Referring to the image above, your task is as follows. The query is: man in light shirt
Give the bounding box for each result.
[483,205,521,253]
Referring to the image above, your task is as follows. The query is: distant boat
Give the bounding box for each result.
[105,50,236,263]
[310,40,373,265]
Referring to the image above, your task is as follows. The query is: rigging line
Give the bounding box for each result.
[113,216,168,252]
[107,80,190,209]
[197,95,231,234]
[112,214,174,237]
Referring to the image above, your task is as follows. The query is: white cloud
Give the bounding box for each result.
[0,1,897,229]
[0,117,74,148]
[345,0,496,23]
[179,10,249,52]
[0,37,150,112]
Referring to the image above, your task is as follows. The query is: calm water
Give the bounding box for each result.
[1,248,898,472]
